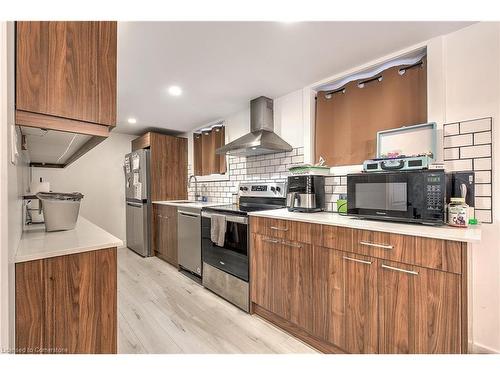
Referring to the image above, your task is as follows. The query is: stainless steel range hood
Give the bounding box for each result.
[216,96,293,156]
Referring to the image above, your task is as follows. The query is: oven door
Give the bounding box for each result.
[347,172,417,221]
[201,213,249,282]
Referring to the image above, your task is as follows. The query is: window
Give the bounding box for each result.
[315,57,427,166]
[193,125,226,176]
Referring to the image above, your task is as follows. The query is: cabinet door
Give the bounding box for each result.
[378,260,462,353]
[201,130,216,175]
[213,126,226,174]
[312,247,378,353]
[155,206,178,267]
[15,248,117,354]
[193,133,203,176]
[150,134,188,201]
[251,234,279,313]
[16,21,116,126]
[251,234,312,323]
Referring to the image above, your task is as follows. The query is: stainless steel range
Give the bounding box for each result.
[201,182,286,312]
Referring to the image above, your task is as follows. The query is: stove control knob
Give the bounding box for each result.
[276,186,281,192]
[240,186,248,191]
[271,187,276,193]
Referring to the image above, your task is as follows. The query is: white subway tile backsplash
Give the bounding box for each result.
[475,197,491,210]
[460,144,491,159]
[291,155,303,163]
[444,147,460,160]
[473,131,492,145]
[444,117,493,223]
[332,185,347,194]
[475,184,491,197]
[444,134,473,148]
[475,210,492,223]
[475,171,491,184]
[444,123,459,136]
[445,159,473,172]
[460,118,491,134]
[474,158,492,171]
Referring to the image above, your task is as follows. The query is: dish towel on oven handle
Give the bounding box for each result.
[210,213,227,247]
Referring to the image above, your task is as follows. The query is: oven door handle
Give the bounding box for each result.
[202,212,248,224]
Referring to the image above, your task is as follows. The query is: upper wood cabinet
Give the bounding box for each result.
[16,21,117,133]
[193,126,227,176]
[132,132,188,201]
[315,58,427,166]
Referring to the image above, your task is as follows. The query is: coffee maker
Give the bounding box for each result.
[286,175,325,212]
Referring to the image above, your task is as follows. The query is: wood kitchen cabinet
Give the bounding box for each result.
[312,247,378,353]
[249,216,468,354]
[132,132,188,201]
[378,260,462,354]
[193,133,203,176]
[16,21,117,132]
[15,247,117,354]
[250,234,312,326]
[152,204,178,267]
[193,126,227,176]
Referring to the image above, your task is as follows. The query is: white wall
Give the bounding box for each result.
[32,132,136,242]
[440,22,500,353]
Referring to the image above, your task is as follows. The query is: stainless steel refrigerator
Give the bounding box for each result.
[124,149,151,257]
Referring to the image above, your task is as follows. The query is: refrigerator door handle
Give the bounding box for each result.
[127,201,143,208]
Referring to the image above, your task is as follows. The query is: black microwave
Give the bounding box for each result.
[347,170,446,225]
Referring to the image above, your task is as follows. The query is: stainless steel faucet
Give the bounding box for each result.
[188,175,200,201]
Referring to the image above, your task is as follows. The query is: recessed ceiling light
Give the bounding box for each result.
[168,85,182,96]
[127,118,137,124]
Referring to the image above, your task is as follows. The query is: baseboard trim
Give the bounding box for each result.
[471,342,500,354]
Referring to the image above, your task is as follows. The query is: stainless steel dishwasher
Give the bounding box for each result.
[177,207,202,276]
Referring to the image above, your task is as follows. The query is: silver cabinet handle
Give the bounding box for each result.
[178,211,200,218]
[219,261,225,266]
[381,264,418,276]
[343,256,372,265]
[359,241,393,250]
[270,226,288,232]
[282,241,301,248]
[263,238,280,244]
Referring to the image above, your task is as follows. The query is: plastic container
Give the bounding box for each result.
[36,192,84,232]
[447,197,469,228]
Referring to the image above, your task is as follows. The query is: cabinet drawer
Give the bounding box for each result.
[352,230,463,274]
[321,225,353,252]
[250,217,317,244]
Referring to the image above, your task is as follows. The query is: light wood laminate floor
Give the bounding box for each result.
[118,248,317,354]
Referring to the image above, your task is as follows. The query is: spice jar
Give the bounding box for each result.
[448,197,469,228]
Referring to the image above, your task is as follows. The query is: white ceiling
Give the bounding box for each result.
[117,21,473,135]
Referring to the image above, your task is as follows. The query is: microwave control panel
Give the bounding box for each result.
[425,174,444,211]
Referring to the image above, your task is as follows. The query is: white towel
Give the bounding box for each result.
[210,214,226,247]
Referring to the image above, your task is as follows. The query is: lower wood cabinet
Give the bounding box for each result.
[15,247,117,354]
[249,217,467,354]
[152,204,178,267]
[378,260,462,354]
[312,248,378,353]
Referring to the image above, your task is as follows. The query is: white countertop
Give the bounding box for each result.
[153,200,226,209]
[248,209,482,243]
[15,217,123,263]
